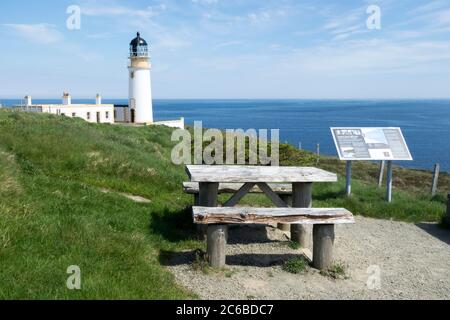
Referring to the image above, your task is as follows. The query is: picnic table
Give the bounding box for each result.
[185,165,354,270]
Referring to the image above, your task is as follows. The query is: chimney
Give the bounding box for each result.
[25,95,32,106]
[62,92,71,105]
[96,93,102,105]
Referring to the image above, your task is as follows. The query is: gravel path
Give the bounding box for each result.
[166,216,450,300]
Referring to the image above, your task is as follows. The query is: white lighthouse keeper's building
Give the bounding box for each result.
[128,32,153,124]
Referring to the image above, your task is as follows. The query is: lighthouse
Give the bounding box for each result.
[128,32,153,124]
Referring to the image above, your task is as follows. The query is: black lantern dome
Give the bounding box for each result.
[130,32,148,57]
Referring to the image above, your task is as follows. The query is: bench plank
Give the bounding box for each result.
[183,182,293,195]
[193,207,355,225]
[186,165,337,183]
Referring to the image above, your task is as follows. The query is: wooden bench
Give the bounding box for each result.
[193,206,355,270]
[184,181,295,232]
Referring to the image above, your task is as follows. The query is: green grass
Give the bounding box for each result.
[286,241,301,250]
[0,109,447,299]
[282,256,309,274]
[0,110,199,299]
[320,261,348,280]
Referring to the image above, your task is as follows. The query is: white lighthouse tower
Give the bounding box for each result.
[128,32,153,124]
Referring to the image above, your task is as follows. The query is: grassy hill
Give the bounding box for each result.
[0,109,447,299]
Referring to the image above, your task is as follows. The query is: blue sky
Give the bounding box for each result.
[1,0,450,99]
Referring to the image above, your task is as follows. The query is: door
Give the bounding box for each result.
[96,112,101,123]
[131,109,135,123]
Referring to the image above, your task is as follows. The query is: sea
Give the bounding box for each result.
[1,99,449,172]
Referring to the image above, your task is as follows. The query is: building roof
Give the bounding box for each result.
[33,104,114,108]
[130,32,148,48]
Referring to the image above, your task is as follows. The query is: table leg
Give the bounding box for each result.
[278,194,292,231]
[207,224,227,268]
[198,182,219,239]
[312,224,334,270]
[291,182,312,248]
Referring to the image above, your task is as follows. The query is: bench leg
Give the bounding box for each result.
[312,224,335,270]
[207,224,227,268]
[291,225,310,246]
[197,182,219,239]
[291,183,312,247]
[278,195,292,231]
[194,194,199,206]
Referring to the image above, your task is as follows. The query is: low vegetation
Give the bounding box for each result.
[0,109,447,298]
[286,241,301,250]
[282,256,309,274]
[320,261,349,280]
[191,249,209,273]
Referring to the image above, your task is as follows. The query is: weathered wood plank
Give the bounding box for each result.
[256,183,288,208]
[186,165,337,183]
[223,183,256,207]
[183,182,293,195]
[193,207,355,225]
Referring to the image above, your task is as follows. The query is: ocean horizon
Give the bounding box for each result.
[2,98,449,173]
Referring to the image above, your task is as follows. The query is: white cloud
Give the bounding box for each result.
[194,38,450,80]
[213,40,242,49]
[82,4,166,18]
[283,39,450,76]
[330,24,361,35]
[390,3,450,40]
[155,34,191,49]
[1,23,100,62]
[2,23,63,44]
[246,9,285,25]
[320,6,369,41]
[82,2,190,50]
[435,9,450,25]
[323,9,363,31]
[192,0,219,4]
[408,0,450,14]
[86,32,113,39]
[248,11,271,24]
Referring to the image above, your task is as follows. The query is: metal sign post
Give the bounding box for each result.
[386,160,393,203]
[346,161,352,196]
[377,160,385,187]
[330,127,412,203]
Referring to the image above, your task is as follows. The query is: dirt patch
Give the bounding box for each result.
[167,216,450,300]
[100,188,151,203]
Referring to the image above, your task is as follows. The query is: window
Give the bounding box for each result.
[61,113,65,116]
[72,113,76,117]
[57,109,61,115]
[105,111,109,119]
[87,112,91,120]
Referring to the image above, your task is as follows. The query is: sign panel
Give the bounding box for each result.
[330,127,413,161]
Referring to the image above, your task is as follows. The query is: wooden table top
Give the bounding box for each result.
[186,165,337,183]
